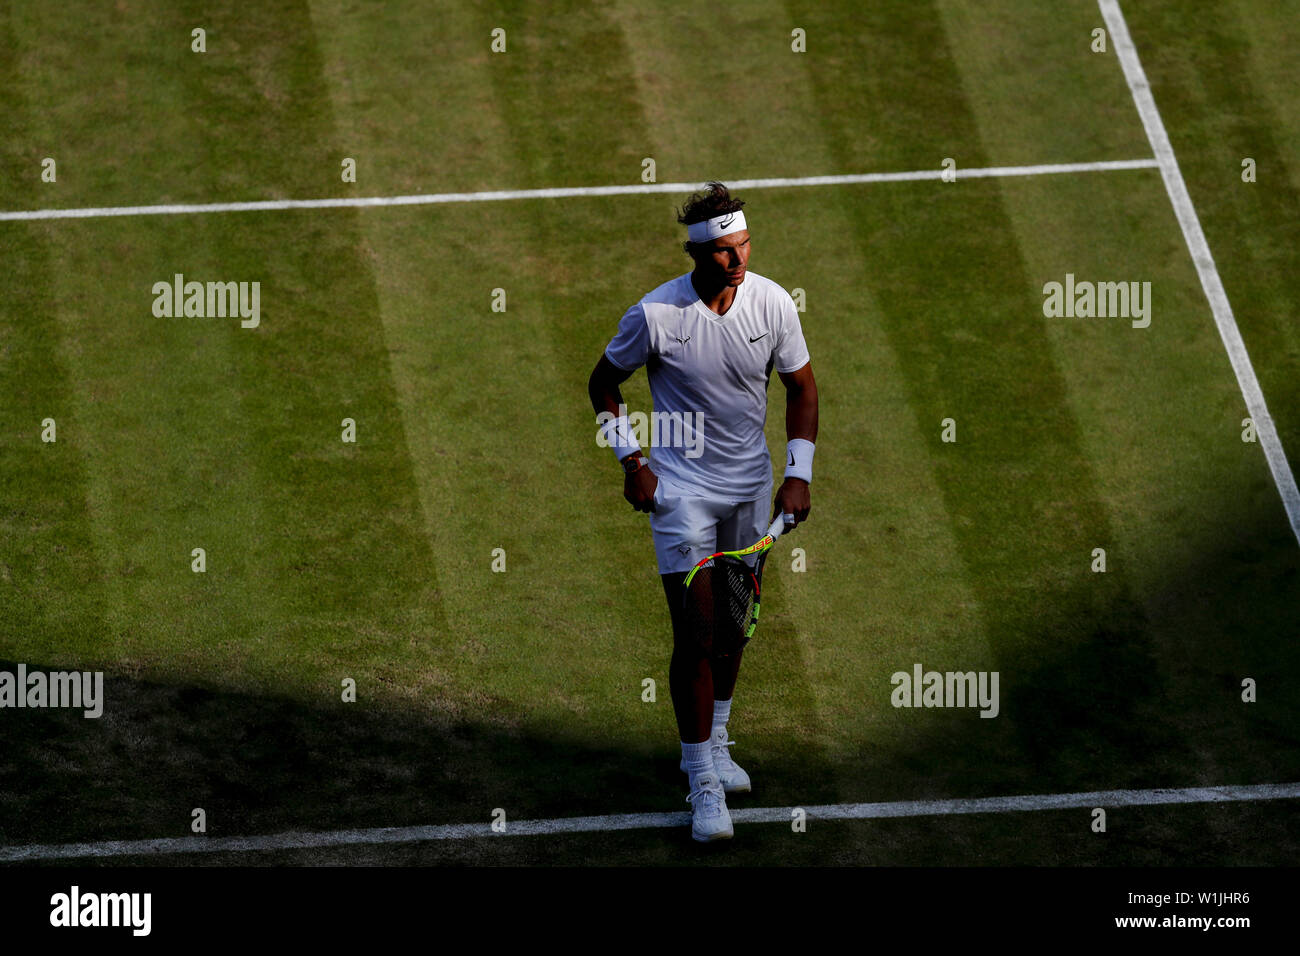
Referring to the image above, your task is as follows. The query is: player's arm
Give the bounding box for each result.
[588,354,658,513]
[774,361,818,527]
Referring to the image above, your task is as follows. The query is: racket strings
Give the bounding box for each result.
[722,559,755,635]
[684,559,755,653]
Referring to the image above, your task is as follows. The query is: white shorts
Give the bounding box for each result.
[649,474,772,575]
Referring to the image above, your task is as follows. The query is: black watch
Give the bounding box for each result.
[622,455,649,475]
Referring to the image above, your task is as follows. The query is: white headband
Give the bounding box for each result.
[687,210,747,244]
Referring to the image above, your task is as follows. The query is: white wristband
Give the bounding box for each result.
[600,415,641,462]
[785,438,815,483]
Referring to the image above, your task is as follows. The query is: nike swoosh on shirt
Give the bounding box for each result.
[749,332,769,343]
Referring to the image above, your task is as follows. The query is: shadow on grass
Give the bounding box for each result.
[1,498,1297,865]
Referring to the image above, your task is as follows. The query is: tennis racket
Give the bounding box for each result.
[682,514,792,650]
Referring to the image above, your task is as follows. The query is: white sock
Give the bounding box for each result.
[712,698,732,734]
[681,739,713,785]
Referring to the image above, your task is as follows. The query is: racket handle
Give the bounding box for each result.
[768,514,795,539]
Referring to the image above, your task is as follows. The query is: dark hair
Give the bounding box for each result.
[677,181,745,255]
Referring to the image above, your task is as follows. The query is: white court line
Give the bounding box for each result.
[0,159,1158,222]
[1101,0,1300,546]
[1,781,1295,862]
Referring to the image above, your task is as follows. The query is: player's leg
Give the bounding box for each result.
[704,489,772,794]
[651,486,718,749]
[662,570,714,746]
[710,604,745,700]
[650,482,732,840]
[706,566,747,788]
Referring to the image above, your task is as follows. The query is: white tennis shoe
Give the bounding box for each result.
[686,771,733,842]
[708,726,752,793]
[682,726,753,794]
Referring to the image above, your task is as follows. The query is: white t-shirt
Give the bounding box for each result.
[604,271,810,500]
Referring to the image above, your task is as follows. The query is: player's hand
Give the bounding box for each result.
[774,478,810,529]
[625,466,659,514]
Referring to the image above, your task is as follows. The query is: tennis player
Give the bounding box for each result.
[587,182,819,841]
